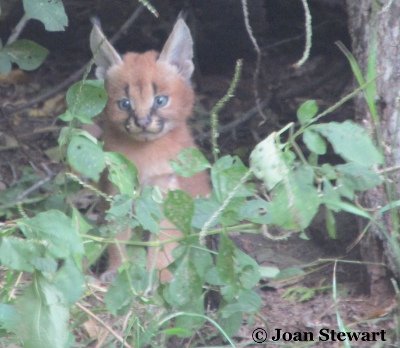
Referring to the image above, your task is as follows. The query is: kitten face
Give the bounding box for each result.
[104,51,194,142]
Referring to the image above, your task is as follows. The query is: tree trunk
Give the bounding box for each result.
[346,0,400,301]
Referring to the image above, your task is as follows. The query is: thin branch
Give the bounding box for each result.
[197,99,270,142]
[293,0,312,68]
[17,164,55,201]
[240,0,268,121]
[7,14,30,45]
[380,0,395,14]
[199,169,253,245]
[137,0,158,17]
[76,302,133,348]
[196,60,347,141]
[210,59,243,161]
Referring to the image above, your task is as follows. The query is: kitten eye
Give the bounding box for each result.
[154,95,169,108]
[118,98,132,111]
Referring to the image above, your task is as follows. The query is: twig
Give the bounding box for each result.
[137,0,158,17]
[108,5,145,45]
[380,0,395,13]
[293,0,312,68]
[5,5,145,115]
[76,302,133,348]
[196,61,347,142]
[8,272,23,301]
[17,164,55,201]
[19,125,61,138]
[261,224,293,240]
[66,172,112,202]
[240,0,268,122]
[7,14,30,45]
[209,59,243,162]
[197,99,270,142]
[199,169,253,245]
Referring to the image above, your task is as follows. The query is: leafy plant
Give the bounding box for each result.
[0,0,67,74]
[0,2,390,346]
[1,80,385,347]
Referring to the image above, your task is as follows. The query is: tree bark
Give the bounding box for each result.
[346,0,400,301]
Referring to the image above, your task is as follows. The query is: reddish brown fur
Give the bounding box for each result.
[101,51,210,282]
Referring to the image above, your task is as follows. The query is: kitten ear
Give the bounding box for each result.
[90,18,122,79]
[158,18,194,81]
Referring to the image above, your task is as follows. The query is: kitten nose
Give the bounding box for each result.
[136,116,151,128]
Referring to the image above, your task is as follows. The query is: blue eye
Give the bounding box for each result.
[154,95,169,108]
[118,98,132,110]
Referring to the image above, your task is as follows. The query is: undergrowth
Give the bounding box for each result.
[0,1,397,347]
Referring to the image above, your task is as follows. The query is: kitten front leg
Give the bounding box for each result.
[147,220,182,283]
[98,173,132,282]
[100,227,131,282]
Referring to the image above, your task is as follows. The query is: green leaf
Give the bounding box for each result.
[58,109,73,122]
[15,277,69,348]
[72,208,104,266]
[238,198,270,224]
[218,197,245,226]
[297,100,318,125]
[211,155,253,202]
[106,194,133,219]
[105,152,138,197]
[23,0,68,31]
[259,266,280,278]
[326,201,371,219]
[71,207,93,235]
[303,129,327,155]
[163,190,194,235]
[319,164,337,180]
[268,165,320,230]
[0,51,12,74]
[321,179,341,206]
[0,237,41,272]
[235,250,260,289]
[66,80,107,123]
[105,270,133,315]
[174,299,205,332]
[336,162,382,191]
[4,39,48,71]
[219,311,242,337]
[205,266,224,285]
[250,132,290,190]
[135,187,162,233]
[312,121,383,166]
[274,267,305,280]
[18,210,84,258]
[170,148,210,177]
[0,304,18,332]
[283,286,316,302]
[67,135,105,181]
[325,208,337,239]
[190,247,213,278]
[30,256,58,273]
[165,251,202,307]
[53,259,84,305]
[216,234,236,286]
[221,290,261,317]
[163,327,192,337]
[192,197,220,229]
[337,41,379,123]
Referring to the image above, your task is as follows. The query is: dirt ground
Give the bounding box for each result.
[0,0,398,346]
